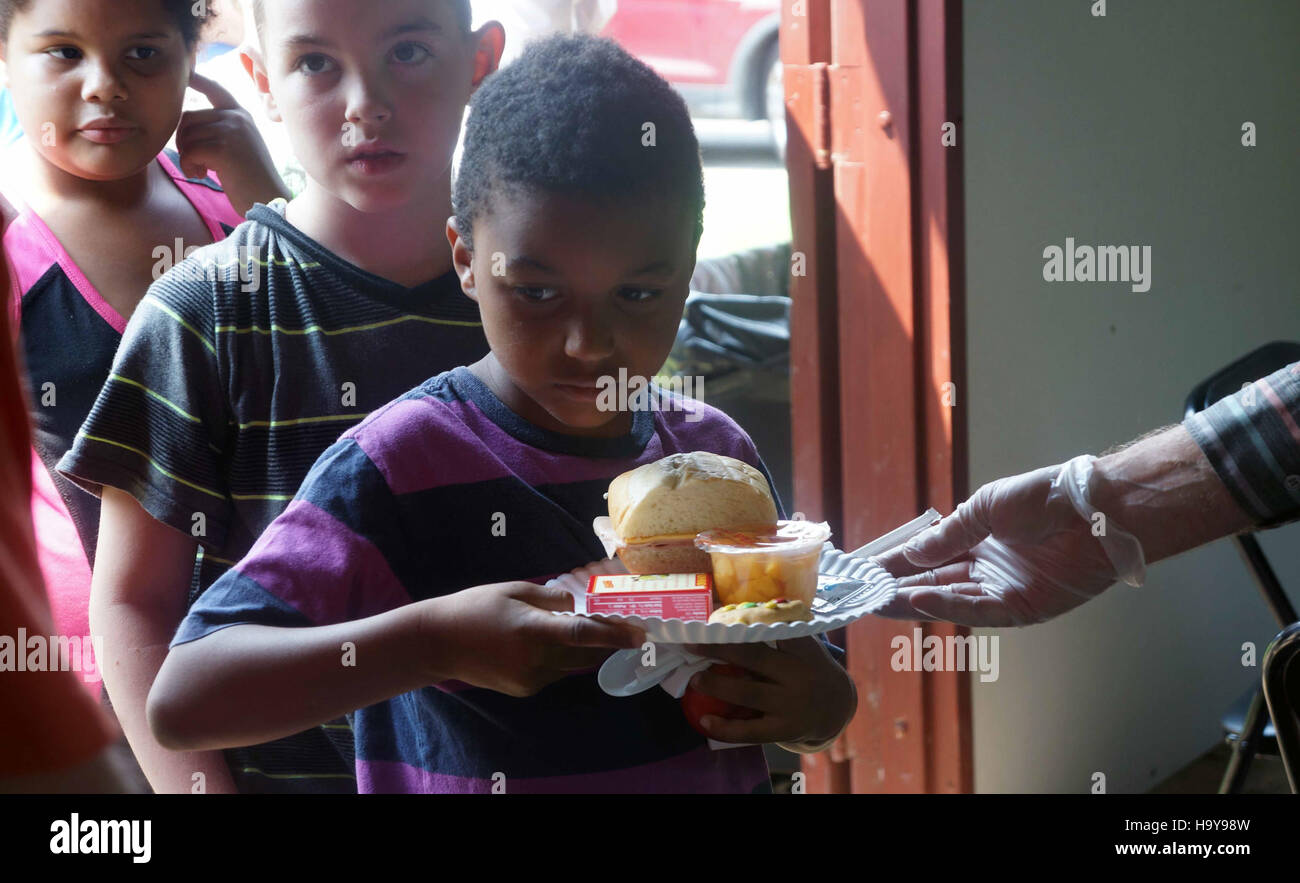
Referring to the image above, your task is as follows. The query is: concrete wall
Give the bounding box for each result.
[963,0,1300,792]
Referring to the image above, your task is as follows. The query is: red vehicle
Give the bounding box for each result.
[602,0,784,152]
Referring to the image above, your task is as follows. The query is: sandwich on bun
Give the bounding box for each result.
[596,452,778,574]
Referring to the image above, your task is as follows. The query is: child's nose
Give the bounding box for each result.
[564,313,616,362]
[81,61,128,104]
[344,79,393,130]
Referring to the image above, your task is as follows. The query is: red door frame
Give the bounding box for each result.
[783,0,971,793]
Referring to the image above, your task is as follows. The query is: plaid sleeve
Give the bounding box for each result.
[1183,360,1300,527]
[56,264,235,549]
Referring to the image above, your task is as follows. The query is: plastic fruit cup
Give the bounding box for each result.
[694,520,831,607]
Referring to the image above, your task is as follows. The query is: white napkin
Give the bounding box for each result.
[596,642,771,750]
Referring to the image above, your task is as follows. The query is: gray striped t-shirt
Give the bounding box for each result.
[58,199,490,791]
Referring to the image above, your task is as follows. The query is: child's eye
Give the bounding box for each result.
[620,287,662,303]
[514,286,560,303]
[296,54,337,75]
[126,46,161,61]
[390,42,432,65]
[46,47,82,61]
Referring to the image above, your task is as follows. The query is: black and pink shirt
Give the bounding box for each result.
[3,150,244,693]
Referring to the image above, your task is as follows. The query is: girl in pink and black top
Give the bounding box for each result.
[0,0,286,694]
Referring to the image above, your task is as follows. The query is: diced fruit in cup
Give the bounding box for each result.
[713,555,734,586]
[712,549,819,606]
[746,574,780,601]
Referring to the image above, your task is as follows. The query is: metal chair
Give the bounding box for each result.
[1183,340,1300,793]
[1262,622,1300,792]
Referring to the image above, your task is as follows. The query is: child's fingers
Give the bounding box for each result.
[176,108,228,131]
[694,713,789,746]
[525,608,641,649]
[688,668,780,713]
[176,121,245,156]
[682,642,785,681]
[176,137,222,160]
[175,144,219,180]
[768,635,836,663]
[176,155,210,180]
[187,71,241,111]
[512,582,578,612]
[509,583,645,646]
[551,614,645,650]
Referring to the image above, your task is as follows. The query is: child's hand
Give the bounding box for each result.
[176,73,290,216]
[430,581,646,698]
[681,638,856,750]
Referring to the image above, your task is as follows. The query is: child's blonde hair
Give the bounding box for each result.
[248,0,475,45]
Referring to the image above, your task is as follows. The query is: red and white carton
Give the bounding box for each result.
[586,573,713,621]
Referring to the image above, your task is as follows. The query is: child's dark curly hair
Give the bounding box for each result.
[453,33,705,251]
[0,0,211,45]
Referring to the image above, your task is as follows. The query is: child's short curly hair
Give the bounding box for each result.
[453,34,705,252]
[0,0,211,45]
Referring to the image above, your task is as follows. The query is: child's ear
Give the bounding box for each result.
[240,44,281,123]
[469,21,506,89]
[446,218,478,302]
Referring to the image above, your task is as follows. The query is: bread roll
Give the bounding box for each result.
[607,452,778,574]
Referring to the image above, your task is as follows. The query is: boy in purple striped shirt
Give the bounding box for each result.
[147,35,857,793]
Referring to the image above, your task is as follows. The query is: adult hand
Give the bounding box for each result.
[873,462,1131,626]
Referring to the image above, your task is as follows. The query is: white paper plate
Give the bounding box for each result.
[547,555,897,644]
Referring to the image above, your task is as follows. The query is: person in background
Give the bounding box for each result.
[875,360,1300,626]
[473,0,615,68]
[198,0,244,64]
[147,35,854,792]
[190,0,309,193]
[0,0,284,706]
[57,0,504,794]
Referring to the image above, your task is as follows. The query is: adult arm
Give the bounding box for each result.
[873,425,1255,626]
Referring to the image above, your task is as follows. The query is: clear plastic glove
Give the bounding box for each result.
[872,457,1145,627]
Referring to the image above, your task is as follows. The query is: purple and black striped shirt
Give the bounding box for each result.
[174,367,778,793]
